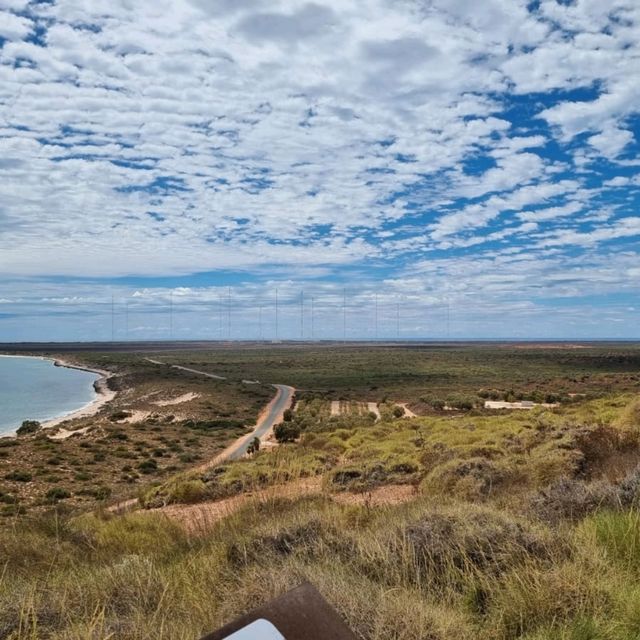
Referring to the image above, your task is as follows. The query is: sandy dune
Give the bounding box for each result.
[153,392,200,407]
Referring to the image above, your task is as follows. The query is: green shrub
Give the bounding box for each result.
[167,479,211,505]
[422,457,515,500]
[1,504,27,517]
[109,410,131,422]
[16,420,42,436]
[4,470,32,482]
[392,405,406,418]
[247,437,260,454]
[138,458,158,474]
[274,422,301,443]
[45,487,71,503]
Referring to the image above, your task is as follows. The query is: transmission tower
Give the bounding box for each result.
[275,288,279,340]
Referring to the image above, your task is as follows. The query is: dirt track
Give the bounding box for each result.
[160,480,416,534]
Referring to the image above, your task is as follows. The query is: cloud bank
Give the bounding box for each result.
[0,0,638,338]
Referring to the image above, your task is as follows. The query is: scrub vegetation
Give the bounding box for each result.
[1,343,640,639]
[0,356,272,512]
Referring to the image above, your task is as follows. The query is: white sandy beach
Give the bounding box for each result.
[40,359,116,430]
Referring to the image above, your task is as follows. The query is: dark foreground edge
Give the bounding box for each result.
[200,582,357,640]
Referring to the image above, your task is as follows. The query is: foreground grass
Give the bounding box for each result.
[4,491,640,639]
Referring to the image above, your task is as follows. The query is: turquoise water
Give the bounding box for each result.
[0,356,99,436]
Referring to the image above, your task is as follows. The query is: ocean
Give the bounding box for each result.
[0,356,99,436]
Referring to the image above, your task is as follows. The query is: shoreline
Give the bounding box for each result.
[43,358,117,430]
[0,355,117,435]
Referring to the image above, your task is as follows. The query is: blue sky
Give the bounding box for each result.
[0,0,639,341]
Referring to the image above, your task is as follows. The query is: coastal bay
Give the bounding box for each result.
[0,356,101,436]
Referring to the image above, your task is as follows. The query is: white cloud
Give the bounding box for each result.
[0,10,31,41]
[234,3,337,43]
[518,202,583,223]
[0,0,638,340]
[539,217,640,248]
[588,123,634,159]
[0,0,29,10]
[430,180,579,240]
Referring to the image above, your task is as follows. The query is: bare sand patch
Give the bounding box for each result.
[484,400,559,410]
[400,403,417,418]
[161,478,323,534]
[160,480,416,534]
[153,392,200,407]
[332,484,416,507]
[49,425,93,441]
[119,410,151,424]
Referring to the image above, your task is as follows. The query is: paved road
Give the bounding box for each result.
[144,357,294,460]
[145,358,227,380]
[170,364,227,381]
[227,383,294,460]
[109,362,294,514]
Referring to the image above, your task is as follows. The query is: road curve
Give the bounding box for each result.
[108,362,294,514]
[225,383,295,461]
[144,357,294,460]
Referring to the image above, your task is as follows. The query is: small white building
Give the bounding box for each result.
[484,400,557,410]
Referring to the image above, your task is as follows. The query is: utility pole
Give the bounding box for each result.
[343,288,347,342]
[375,293,378,340]
[169,291,173,340]
[227,287,231,340]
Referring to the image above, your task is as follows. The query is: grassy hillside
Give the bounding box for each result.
[3,396,640,638]
[4,467,640,639]
[2,344,640,639]
[141,393,639,509]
